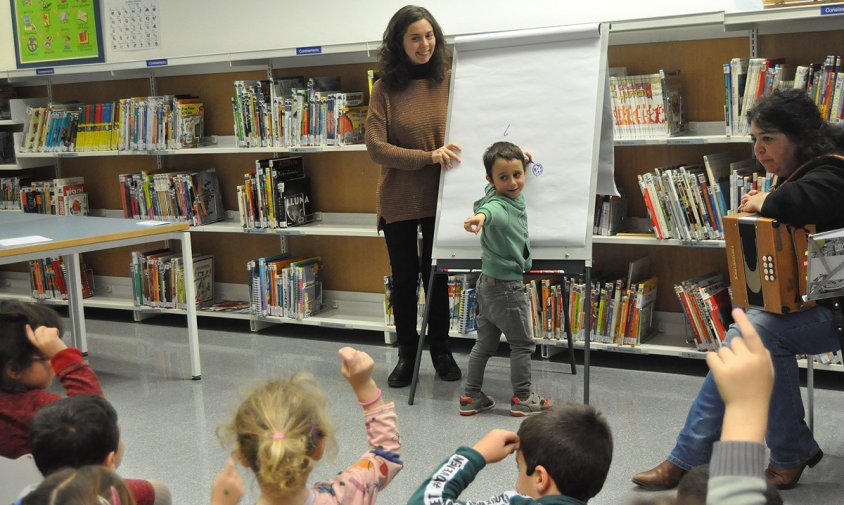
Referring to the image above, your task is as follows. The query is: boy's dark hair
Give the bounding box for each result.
[378,5,450,91]
[28,394,120,476]
[746,88,844,166]
[677,464,783,505]
[483,141,526,178]
[517,403,612,502]
[0,300,63,391]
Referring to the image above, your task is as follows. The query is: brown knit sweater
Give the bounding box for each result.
[365,71,450,227]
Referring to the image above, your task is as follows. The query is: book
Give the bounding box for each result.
[278,176,314,227]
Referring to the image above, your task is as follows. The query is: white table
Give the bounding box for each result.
[0,214,202,379]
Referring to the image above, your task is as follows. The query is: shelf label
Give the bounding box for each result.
[146,58,169,67]
[611,345,646,354]
[296,46,322,55]
[244,228,268,234]
[319,321,347,328]
[668,138,703,145]
[821,5,844,15]
[680,351,706,360]
[35,68,55,75]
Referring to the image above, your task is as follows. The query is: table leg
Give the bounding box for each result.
[180,232,202,379]
[63,253,87,354]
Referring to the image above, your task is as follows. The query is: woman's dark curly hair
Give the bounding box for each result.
[747,88,844,166]
[377,5,450,91]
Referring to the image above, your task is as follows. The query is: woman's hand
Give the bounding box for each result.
[739,190,768,213]
[432,143,462,170]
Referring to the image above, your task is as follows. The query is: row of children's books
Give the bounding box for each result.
[29,256,94,301]
[447,274,478,334]
[529,275,658,345]
[1,175,25,210]
[247,255,323,320]
[725,55,844,136]
[232,77,366,148]
[129,249,214,309]
[236,156,314,229]
[19,176,89,216]
[18,96,204,153]
[592,192,625,236]
[609,68,686,139]
[117,168,224,225]
[674,272,733,351]
[636,152,770,241]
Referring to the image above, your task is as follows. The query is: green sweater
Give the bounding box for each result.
[474,184,532,281]
[407,446,587,505]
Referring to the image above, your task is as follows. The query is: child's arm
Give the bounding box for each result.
[338,346,382,410]
[705,308,772,505]
[27,324,103,396]
[310,348,402,504]
[407,429,519,505]
[210,458,244,505]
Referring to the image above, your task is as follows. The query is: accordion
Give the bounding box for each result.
[723,212,814,314]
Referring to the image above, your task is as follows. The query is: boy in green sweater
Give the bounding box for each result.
[408,403,613,504]
[460,141,550,416]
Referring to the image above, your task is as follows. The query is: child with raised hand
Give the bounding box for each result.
[704,308,774,504]
[460,141,550,417]
[0,300,103,459]
[409,403,613,504]
[212,346,402,505]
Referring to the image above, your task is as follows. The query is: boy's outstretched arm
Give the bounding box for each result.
[464,213,486,234]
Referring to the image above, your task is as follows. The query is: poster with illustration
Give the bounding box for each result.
[10,0,105,68]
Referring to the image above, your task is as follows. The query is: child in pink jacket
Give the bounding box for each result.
[210,347,402,505]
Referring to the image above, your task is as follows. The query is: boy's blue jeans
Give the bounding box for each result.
[669,306,840,470]
[465,273,535,399]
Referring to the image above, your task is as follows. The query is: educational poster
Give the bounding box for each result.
[108,0,160,51]
[10,0,104,68]
[434,24,608,262]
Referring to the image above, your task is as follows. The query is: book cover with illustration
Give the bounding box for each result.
[278,176,314,227]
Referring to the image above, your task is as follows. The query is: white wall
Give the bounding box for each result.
[1,0,755,73]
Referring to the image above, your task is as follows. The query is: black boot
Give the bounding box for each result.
[388,348,416,388]
[431,351,461,381]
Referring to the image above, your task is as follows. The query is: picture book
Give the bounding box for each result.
[278,176,314,227]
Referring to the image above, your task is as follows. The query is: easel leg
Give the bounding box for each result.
[408,265,437,406]
[561,286,577,376]
[583,266,592,405]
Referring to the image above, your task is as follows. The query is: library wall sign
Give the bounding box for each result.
[9,0,105,69]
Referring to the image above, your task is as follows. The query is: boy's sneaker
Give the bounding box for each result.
[510,392,551,417]
[459,392,495,416]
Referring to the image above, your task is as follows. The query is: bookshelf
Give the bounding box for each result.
[579,7,844,371]
[1,6,843,367]
[1,56,397,341]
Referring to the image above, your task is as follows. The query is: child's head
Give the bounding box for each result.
[483,141,527,199]
[0,300,63,391]
[219,373,337,500]
[516,403,612,502]
[21,465,136,505]
[29,394,122,476]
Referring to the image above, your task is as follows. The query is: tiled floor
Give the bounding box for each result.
[44,310,844,504]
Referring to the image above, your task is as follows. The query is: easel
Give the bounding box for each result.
[407,258,593,406]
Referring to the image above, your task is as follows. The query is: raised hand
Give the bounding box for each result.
[25,324,67,359]
[472,429,520,464]
[210,458,244,505]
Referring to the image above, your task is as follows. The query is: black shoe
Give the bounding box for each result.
[388,357,415,388]
[432,352,461,381]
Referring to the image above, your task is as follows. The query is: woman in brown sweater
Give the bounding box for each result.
[365,5,462,387]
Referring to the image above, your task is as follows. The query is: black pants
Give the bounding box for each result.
[382,216,451,356]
